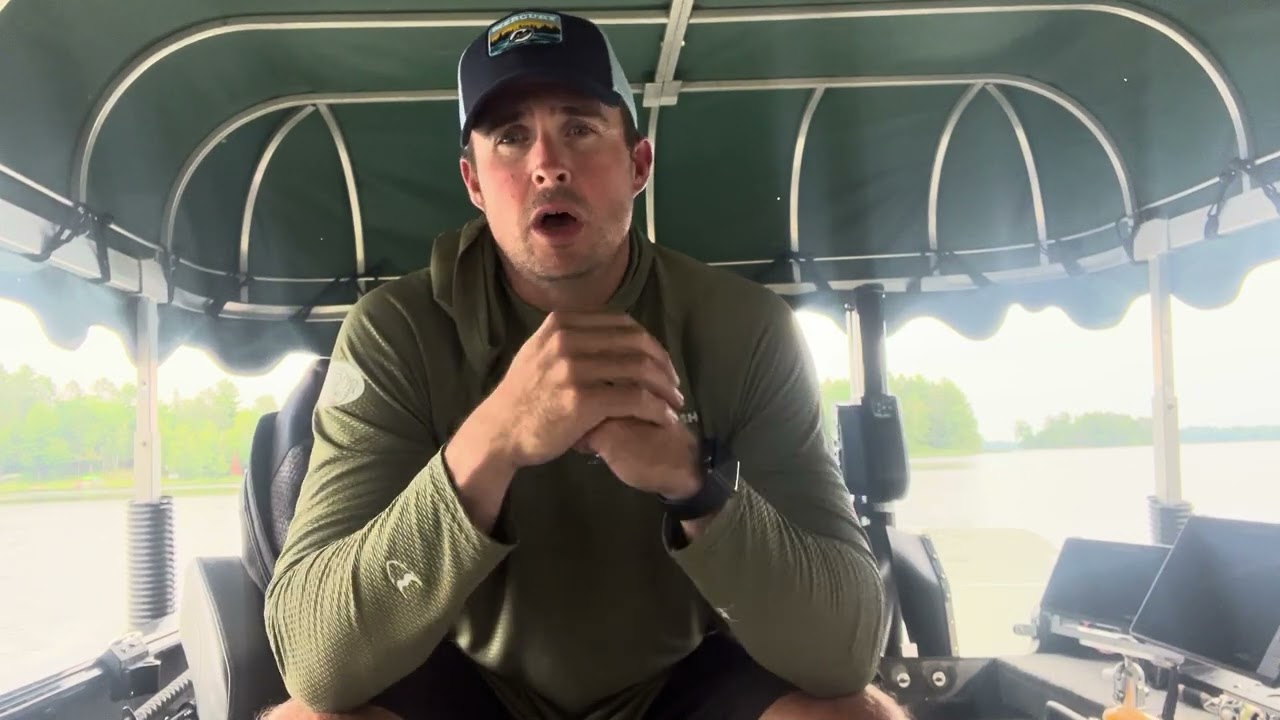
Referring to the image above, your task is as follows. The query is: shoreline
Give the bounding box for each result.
[0,483,238,505]
[3,438,1277,505]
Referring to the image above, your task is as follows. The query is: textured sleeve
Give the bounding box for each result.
[263,289,513,712]
[668,298,887,697]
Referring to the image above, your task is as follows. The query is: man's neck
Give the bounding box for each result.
[505,241,631,313]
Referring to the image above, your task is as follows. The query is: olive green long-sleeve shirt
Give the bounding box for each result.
[263,219,887,718]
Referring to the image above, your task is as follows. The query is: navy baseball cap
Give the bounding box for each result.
[456,9,638,147]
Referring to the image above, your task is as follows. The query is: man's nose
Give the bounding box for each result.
[530,135,571,186]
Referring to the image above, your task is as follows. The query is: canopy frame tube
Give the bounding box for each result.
[928,83,1050,265]
[69,9,667,203]
[790,87,826,281]
[68,1,1252,209]
[928,85,984,256]
[239,107,315,302]
[641,0,696,244]
[683,73,1135,222]
[985,85,1049,263]
[316,105,367,295]
[160,90,457,258]
[159,73,1134,273]
[687,0,1252,183]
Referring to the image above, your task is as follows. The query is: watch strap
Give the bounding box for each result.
[659,438,738,521]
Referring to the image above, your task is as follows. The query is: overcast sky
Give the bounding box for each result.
[2,258,1277,442]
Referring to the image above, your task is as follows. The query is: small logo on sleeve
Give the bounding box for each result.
[385,560,422,597]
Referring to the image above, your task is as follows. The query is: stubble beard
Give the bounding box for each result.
[517,206,631,285]
[518,227,606,283]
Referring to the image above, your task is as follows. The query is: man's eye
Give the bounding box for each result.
[567,123,596,137]
[496,129,528,145]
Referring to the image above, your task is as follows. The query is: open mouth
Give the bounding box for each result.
[533,208,583,236]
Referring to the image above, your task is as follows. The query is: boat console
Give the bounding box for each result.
[863,518,1280,720]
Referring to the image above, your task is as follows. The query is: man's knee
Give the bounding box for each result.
[762,684,909,720]
[257,697,403,720]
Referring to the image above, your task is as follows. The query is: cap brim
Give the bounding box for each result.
[459,68,624,147]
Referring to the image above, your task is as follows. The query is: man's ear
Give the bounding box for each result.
[630,137,654,196]
[459,153,485,212]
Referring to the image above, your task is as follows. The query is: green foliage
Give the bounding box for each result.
[1014,413,1280,449]
[1181,425,1280,443]
[0,364,277,485]
[819,374,984,457]
[1015,411,1151,449]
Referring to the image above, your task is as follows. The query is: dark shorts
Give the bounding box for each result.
[371,633,797,720]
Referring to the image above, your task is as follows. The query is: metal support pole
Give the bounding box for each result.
[845,304,865,400]
[134,299,162,502]
[127,298,175,632]
[1147,253,1192,544]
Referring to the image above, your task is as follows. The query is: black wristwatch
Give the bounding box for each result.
[659,437,740,521]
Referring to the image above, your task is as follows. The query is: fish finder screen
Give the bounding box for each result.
[1130,516,1280,687]
[1039,538,1170,630]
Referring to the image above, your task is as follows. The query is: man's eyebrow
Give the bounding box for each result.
[479,101,609,132]
[560,103,608,120]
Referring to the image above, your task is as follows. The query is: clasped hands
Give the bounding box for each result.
[475,311,702,500]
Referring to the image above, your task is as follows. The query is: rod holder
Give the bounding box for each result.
[126,496,176,630]
[1147,495,1193,545]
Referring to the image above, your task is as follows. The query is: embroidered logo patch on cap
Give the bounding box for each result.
[488,11,563,57]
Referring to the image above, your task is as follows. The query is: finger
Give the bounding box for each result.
[552,324,679,386]
[577,385,678,428]
[579,419,623,456]
[566,355,683,411]
[543,310,638,330]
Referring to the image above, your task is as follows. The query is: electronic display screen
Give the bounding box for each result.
[1130,516,1280,687]
[1039,538,1170,631]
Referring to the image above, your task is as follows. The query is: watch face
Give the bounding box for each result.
[713,459,740,493]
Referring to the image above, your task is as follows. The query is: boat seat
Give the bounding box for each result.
[837,401,956,658]
[179,357,329,720]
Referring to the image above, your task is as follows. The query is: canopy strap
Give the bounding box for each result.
[85,210,115,286]
[291,261,385,323]
[1113,216,1137,262]
[755,251,833,293]
[23,203,99,264]
[158,249,179,305]
[1205,158,1280,239]
[906,250,991,293]
[1045,239,1085,277]
[203,274,253,318]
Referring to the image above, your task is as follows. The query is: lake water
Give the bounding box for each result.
[1,441,1277,694]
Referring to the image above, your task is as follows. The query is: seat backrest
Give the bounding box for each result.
[240,357,329,592]
[886,527,957,657]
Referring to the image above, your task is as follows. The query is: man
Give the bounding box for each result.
[262,9,901,720]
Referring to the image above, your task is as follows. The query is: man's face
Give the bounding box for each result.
[460,83,653,284]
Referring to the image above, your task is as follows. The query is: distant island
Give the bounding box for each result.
[1013,412,1280,450]
[820,375,1278,457]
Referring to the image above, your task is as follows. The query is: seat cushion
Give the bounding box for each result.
[180,557,288,720]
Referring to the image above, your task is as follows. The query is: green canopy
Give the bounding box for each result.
[1,0,1278,372]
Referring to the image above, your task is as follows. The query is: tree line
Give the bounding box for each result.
[1014,412,1280,449]
[819,375,985,456]
[0,364,275,482]
[6,361,1269,486]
